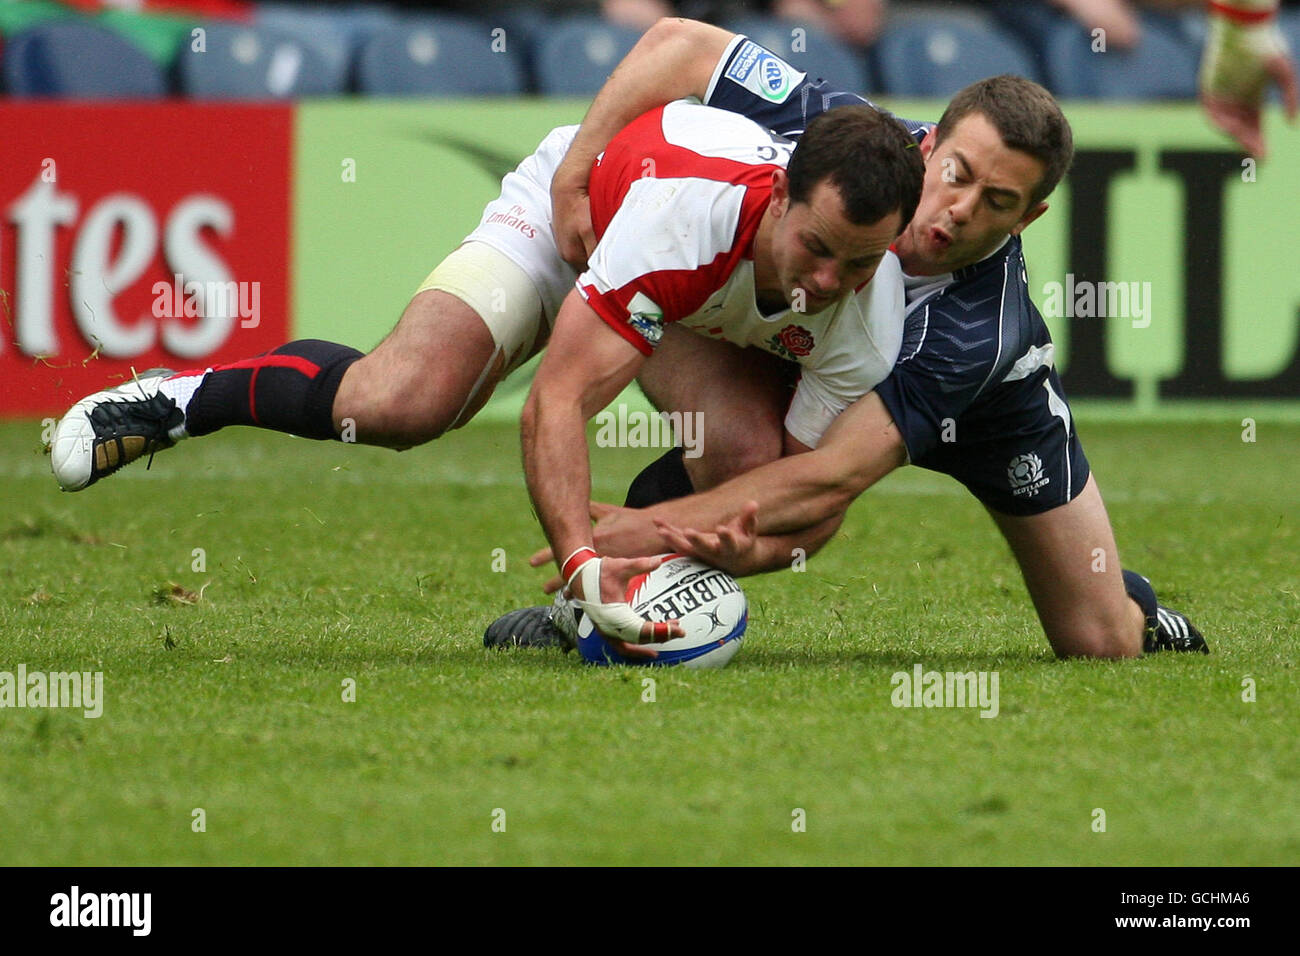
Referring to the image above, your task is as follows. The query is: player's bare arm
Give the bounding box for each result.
[552,391,907,569]
[653,503,847,578]
[1199,0,1298,158]
[551,18,735,266]
[520,288,685,645]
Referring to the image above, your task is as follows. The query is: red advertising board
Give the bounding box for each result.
[0,102,291,416]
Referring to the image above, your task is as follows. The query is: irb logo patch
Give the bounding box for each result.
[723,40,804,103]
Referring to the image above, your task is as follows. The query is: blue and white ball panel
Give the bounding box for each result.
[576,556,748,668]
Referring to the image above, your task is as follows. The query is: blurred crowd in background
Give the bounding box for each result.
[2,0,1298,102]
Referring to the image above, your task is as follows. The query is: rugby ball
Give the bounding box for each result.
[576,555,747,668]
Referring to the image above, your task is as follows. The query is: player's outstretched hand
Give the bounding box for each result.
[564,551,685,657]
[1200,13,1299,158]
[529,500,668,586]
[652,501,760,576]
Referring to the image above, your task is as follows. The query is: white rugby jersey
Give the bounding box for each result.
[577,101,905,448]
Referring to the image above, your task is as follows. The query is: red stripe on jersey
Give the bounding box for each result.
[1208,1,1275,23]
[588,106,778,238]
[581,289,658,356]
[582,105,777,345]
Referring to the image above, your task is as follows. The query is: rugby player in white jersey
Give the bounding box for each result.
[490,11,1292,658]
[521,100,921,644]
[48,92,921,623]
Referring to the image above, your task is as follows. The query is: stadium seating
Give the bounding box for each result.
[1043,11,1199,99]
[176,20,346,98]
[1280,9,1300,86]
[873,6,1041,96]
[724,15,869,94]
[96,10,194,69]
[533,16,641,96]
[255,3,397,86]
[355,14,525,96]
[0,0,74,38]
[4,19,167,97]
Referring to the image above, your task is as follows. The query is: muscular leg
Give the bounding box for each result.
[172,241,547,454]
[637,325,796,490]
[989,474,1145,658]
[333,289,525,449]
[55,122,571,491]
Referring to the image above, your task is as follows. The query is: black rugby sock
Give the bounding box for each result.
[624,447,695,508]
[181,340,363,439]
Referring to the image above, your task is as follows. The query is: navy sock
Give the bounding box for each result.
[1123,568,1160,634]
[624,447,694,508]
[184,340,362,439]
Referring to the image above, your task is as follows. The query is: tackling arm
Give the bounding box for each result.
[589,391,908,568]
[550,18,737,267]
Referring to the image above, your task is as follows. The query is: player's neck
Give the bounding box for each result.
[751,210,785,313]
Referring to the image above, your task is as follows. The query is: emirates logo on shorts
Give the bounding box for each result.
[1007,453,1050,497]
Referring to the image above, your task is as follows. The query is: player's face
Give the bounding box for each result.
[768,177,902,315]
[894,113,1050,276]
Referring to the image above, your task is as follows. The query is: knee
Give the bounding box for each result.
[334,361,455,449]
[1048,621,1142,660]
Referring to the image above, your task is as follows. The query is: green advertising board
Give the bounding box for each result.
[295,99,1300,419]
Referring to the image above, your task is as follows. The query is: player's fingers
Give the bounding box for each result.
[640,618,684,643]
[529,547,554,567]
[626,553,669,574]
[715,522,741,554]
[686,528,723,553]
[589,500,619,521]
[652,517,693,553]
[1205,96,1264,155]
[607,636,658,660]
[541,573,564,595]
[1268,55,1300,120]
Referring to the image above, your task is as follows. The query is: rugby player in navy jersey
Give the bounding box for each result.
[487,17,1234,658]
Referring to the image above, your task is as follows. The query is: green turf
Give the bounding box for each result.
[0,417,1296,866]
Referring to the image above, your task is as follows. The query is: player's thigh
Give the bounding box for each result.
[336,126,580,446]
[638,326,795,488]
[335,242,546,445]
[988,475,1142,658]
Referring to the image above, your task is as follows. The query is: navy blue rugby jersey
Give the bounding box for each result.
[703,36,1088,514]
[703,35,933,145]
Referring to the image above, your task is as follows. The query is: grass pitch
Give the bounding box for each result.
[0,416,1296,866]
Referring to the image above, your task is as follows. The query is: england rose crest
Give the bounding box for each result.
[772,324,815,359]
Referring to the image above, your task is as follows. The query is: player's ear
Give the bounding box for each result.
[919,127,938,162]
[1011,201,1049,237]
[769,168,790,216]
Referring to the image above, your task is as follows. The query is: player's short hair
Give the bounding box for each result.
[935,75,1074,209]
[786,105,923,229]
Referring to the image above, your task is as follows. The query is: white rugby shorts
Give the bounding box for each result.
[416,124,581,377]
